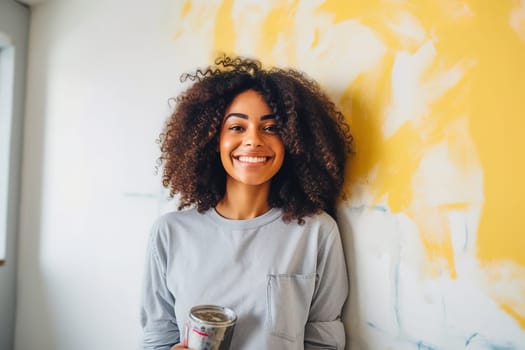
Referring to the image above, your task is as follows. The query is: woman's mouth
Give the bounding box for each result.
[235,156,270,164]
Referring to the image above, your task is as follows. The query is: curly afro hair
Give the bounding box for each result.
[159,55,353,223]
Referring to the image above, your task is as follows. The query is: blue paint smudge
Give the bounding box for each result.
[366,321,386,333]
[348,205,366,213]
[465,332,478,346]
[393,215,402,331]
[374,205,388,212]
[417,340,438,350]
[466,334,517,350]
[393,252,401,329]
[347,205,389,213]
[487,344,516,350]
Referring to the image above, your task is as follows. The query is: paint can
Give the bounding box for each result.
[184,305,237,350]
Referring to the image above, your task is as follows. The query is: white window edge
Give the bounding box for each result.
[0,32,15,262]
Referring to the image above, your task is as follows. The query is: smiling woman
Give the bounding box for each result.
[158,56,352,222]
[141,55,353,349]
[217,90,285,215]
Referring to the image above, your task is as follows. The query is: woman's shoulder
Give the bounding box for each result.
[285,210,340,242]
[303,210,337,229]
[157,207,203,222]
[150,208,207,237]
[301,211,344,252]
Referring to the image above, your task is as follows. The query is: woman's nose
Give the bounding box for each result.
[244,127,263,147]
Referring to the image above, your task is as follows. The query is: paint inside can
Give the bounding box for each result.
[186,305,237,350]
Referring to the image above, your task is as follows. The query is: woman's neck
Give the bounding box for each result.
[215,181,271,220]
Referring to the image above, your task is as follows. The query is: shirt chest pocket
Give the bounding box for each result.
[266,273,317,342]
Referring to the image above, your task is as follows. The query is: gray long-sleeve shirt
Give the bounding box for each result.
[141,208,348,349]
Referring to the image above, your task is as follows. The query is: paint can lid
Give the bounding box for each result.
[189,305,237,326]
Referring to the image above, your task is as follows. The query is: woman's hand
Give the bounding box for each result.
[171,343,189,349]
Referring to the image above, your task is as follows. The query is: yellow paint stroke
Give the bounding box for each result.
[483,260,525,329]
[340,64,393,189]
[322,0,525,326]
[213,0,236,56]
[469,1,525,328]
[409,207,458,279]
[256,0,299,65]
[501,304,525,330]
[469,1,525,267]
[182,0,192,17]
[341,48,462,277]
[172,0,193,40]
[316,0,383,24]
[311,28,320,48]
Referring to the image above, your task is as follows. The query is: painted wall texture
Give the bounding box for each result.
[170,0,524,349]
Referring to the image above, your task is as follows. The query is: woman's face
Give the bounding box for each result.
[219,89,285,189]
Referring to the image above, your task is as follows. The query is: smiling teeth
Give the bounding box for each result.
[238,156,267,163]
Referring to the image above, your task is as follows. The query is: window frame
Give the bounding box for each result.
[0,33,16,265]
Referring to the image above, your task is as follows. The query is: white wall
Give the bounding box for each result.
[16,1,188,349]
[0,0,29,349]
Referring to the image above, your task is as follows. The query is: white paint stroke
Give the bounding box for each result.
[510,0,525,42]
[382,40,468,138]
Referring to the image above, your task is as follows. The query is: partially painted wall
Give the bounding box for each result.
[171,0,524,348]
[15,1,524,349]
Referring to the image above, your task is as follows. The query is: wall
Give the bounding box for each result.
[16,0,525,349]
[0,0,29,349]
[15,1,182,349]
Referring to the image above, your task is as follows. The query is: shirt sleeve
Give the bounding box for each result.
[304,222,348,350]
[140,221,180,350]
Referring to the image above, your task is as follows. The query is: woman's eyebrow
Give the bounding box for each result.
[224,113,276,120]
[260,114,276,120]
[225,113,248,120]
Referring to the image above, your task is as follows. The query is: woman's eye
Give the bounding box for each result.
[264,125,280,134]
[228,125,244,132]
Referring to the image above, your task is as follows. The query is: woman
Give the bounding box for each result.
[141,56,353,349]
